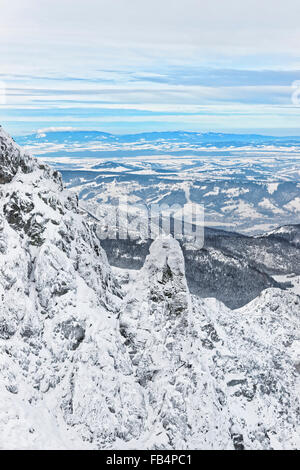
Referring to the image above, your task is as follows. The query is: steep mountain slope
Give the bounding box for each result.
[114,245,300,450]
[0,126,299,449]
[0,126,144,448]
[262,224,300,248]
[190,289,300,449]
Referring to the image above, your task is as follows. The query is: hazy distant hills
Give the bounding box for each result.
[16,130,300,155]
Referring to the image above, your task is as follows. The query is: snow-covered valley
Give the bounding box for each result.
[0,126,300,450]
[16,130,300,235]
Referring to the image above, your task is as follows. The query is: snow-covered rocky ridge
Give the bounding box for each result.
[0,126,299,449]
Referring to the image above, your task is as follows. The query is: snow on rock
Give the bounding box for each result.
[119,236,197,448]
[118,237,300,449]
[0,126,299,450]
[0,126,144,449]
[193,290,300,449]
[262,224,300,248]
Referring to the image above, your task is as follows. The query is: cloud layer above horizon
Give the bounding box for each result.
[1,0,300,135]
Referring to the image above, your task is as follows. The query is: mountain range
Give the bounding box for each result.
[16,130,300,152]
[0,126,299,450]
[14,129,300,236]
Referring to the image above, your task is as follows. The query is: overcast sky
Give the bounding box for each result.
[1,0,300,135]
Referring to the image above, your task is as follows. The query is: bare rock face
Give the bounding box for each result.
[0,126,299,450]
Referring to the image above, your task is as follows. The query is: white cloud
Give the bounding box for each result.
[1,0,300,57]
[1,0,299,134]
[37,127,76,134]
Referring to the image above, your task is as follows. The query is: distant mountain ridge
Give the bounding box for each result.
[16,130,300,150]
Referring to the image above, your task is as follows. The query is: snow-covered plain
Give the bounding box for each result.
[15,130,300,234]
[0,126,300,450]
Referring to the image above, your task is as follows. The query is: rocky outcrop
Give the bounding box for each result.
[0,126,143,448]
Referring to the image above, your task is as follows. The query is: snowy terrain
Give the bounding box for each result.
[0,126,300,450]
[15,130,300,234]
[100,225,300,309]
